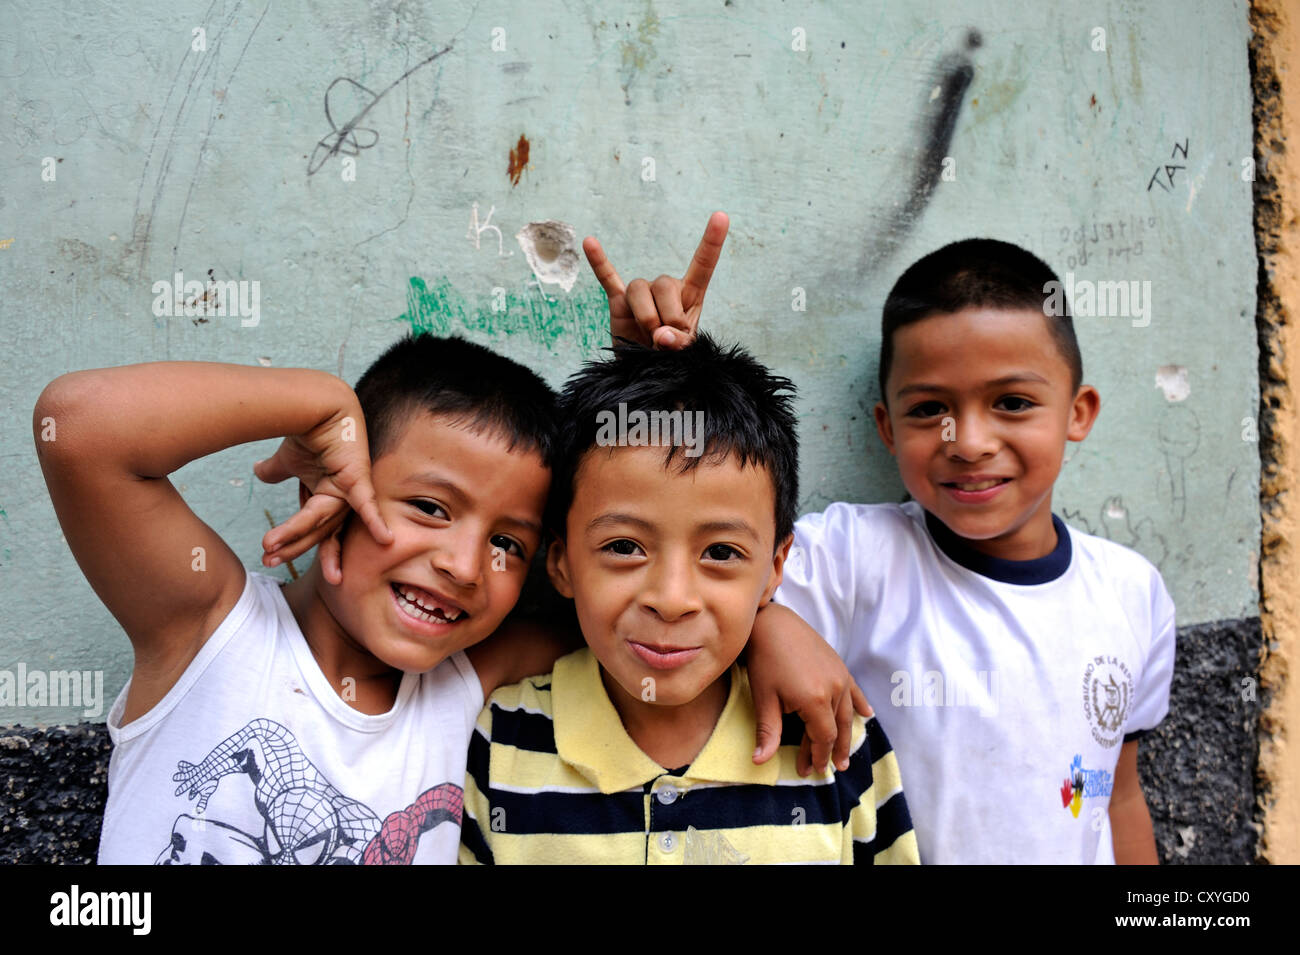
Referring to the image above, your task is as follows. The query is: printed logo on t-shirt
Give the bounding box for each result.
[1081,655,1133,748]
[1059,753,1113,819]
[156,718,463,865]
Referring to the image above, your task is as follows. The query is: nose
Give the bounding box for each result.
[946,408,1000,461]
[639,553,703,622]
[429,523,483,587]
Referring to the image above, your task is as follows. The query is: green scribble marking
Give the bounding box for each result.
[397,277,609,355]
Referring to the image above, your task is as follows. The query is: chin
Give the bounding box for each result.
[380,644,457,674]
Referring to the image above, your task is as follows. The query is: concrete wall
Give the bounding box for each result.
[0,0,1270,862]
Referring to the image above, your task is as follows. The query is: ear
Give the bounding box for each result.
[319,529,344,587]
[1067,385,1101,442]
[873,400,897,455]
[757,533,794,608]
[546,537,574,599]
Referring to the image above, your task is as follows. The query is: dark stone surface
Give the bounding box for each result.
[0,616,1266,864]
[0,723,111,864]
[1141,617,1263,864]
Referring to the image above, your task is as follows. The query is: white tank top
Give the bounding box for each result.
[100,572,482,865]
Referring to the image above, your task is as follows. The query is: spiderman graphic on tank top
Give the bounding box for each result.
[154,719,462,865]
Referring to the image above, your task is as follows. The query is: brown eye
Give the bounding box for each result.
[412,500,448,518]
[705,544,740,561]
[906,401,946,418]
[490,534,525,559]
[603,539,641,557]
[996,396,1034,412]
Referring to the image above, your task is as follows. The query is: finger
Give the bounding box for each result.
[266,513,343,567]
[624,278,659,346]
[800,700,837,776]
[850,681,874,719]
[582,236,626,300]
[750,679,785,765]
[832,691,854,772]
[680,211,729,311]
[650,275,689,335]
[253,448,295,485]
[298,509,347,559]
[343,476,393,546]
[265,498,347,564]
[652,325,692,350]
[263,494,345,556]
[797,733,813,778]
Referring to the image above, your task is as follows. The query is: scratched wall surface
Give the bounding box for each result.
[0,0,1257,731]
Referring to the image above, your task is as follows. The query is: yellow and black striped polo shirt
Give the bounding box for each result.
[459,648,919,865]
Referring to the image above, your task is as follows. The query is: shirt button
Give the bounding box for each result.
[659,832,677,853]
[656,784,678,805]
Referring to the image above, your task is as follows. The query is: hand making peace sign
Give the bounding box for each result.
[582,211,730,349]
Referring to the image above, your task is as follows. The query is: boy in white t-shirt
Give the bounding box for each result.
[762,238,1177,864]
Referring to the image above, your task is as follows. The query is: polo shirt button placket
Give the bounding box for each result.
[651,778,684,862]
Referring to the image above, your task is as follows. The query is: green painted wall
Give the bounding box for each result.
[1,0,1258,723]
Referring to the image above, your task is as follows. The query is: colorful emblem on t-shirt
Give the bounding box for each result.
[155,718,462,865]
[1059,753,1114,819]
[1081,655,1133,748]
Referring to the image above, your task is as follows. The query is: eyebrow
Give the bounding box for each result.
[587,512,762,539]
[894,373,1051,399]
[401,472,542,537]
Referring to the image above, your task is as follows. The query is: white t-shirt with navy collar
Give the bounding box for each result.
[774,500,1176,864]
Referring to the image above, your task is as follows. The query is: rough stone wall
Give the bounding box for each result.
[1251,0,1300,864]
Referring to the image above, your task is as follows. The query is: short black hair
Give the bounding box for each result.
[549,333,799,546]
[354,333,558,468]
[879,238,1083,402]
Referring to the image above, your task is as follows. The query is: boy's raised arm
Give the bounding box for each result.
[32,363,388,715]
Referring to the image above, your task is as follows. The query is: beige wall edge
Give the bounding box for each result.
[1254,0,1300,864]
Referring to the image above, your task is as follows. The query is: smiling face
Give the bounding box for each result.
[548,446,789,724]
[874,307,1100,561]
[320,412,550,674]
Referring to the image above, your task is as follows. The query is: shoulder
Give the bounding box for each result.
[1061,521,1175,646]
[1063,520,1171,605]
[482,669,556,717]
[794,500,917,538]
[790,501,927,564]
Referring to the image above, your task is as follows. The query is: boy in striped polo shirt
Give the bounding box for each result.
[459,335,919,864]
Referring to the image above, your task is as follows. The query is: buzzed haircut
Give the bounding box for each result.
[879,238,1084,402]
[354,333,559,469]
[549,333,800,546]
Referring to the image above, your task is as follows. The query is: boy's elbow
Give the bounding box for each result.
[32,372,102,461]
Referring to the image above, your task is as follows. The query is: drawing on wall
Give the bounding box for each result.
[1147,139,1189,192]
[1156,404,1200,521]
[308,45,453,176]
[1061,497,1169,570]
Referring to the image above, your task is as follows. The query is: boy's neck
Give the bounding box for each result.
[600,665,731,770]
[281,567,403,715]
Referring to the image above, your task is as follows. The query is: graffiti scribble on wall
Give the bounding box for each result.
[308,45,453,176]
